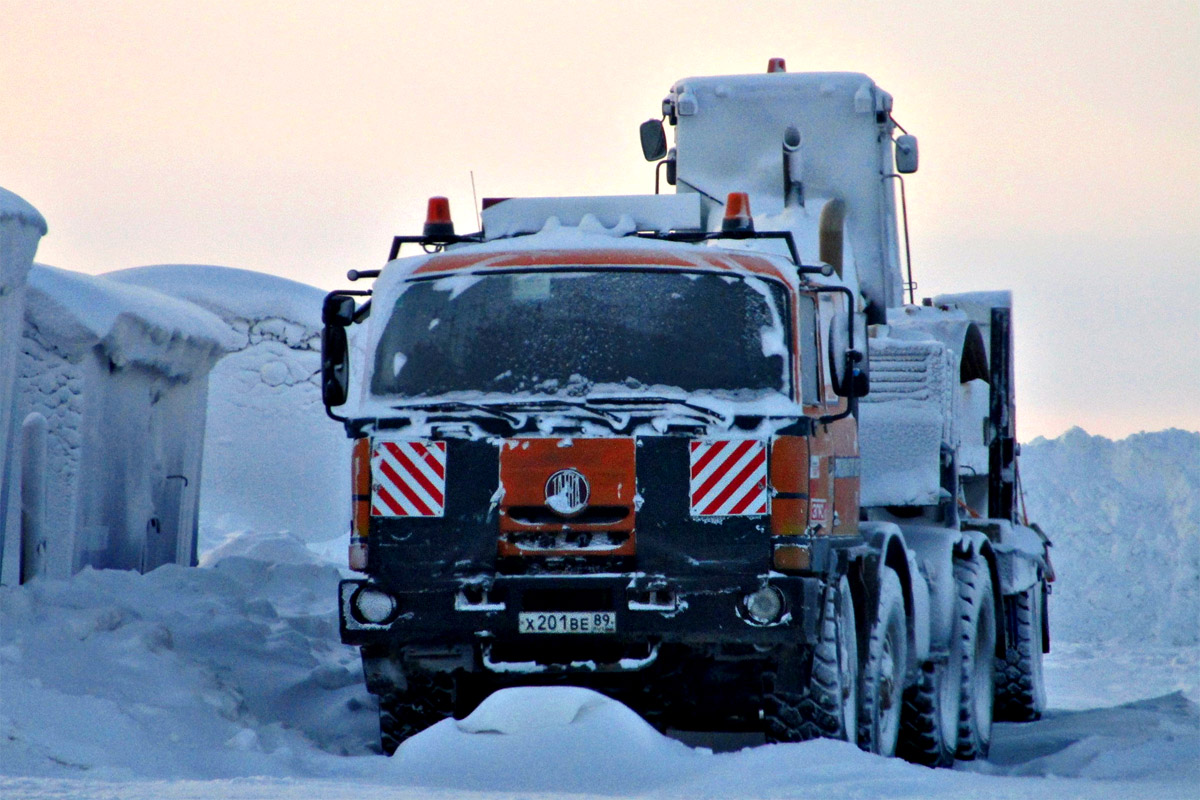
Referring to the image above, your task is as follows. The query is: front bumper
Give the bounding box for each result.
[339,573,823,659]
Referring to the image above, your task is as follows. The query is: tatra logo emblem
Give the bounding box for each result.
[544,468,590,517]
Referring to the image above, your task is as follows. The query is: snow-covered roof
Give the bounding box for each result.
[26,264,238,377]
[0,186,48,235]
[105,264,324,329]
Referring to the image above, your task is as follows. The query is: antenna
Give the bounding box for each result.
[470,170,481,231]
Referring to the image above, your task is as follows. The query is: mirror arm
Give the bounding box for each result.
[324,398,349,425]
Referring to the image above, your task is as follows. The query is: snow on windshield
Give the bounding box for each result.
[369,270,792,402]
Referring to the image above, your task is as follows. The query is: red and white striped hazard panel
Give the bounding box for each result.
[371,440,447,517]
[689,439,769,517]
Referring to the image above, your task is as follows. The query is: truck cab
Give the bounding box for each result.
[330,206,871,752]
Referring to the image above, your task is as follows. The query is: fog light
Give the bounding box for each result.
[744,586,785,624]
[353,587,397,624]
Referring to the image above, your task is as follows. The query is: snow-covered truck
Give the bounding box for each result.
[325,61,1053,763]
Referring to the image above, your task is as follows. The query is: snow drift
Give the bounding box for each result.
[1021,427,1199,647]
[0,428,1196,799]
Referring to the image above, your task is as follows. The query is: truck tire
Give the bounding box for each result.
[896,656,961,766]
[378,671,454,756]
[763,578,856,742]
[898,576,964,767]
[953,554,996,760]
[858,567,907,756]
[994,583,1047,721]
[832,576,859,741]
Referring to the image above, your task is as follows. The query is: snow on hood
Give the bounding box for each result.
[0,186,47,235]
[106,264,325,331]
[27,264,239,377]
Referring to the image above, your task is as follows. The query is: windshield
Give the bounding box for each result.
[370,269,791,400]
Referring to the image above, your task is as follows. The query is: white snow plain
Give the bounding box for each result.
[1,420,1196,799]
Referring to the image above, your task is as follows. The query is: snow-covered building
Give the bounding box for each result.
[0,188,48,583]
[107,265,351,551]
[0,264,236,583]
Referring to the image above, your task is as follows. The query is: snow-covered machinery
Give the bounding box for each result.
[324,60,1052,763]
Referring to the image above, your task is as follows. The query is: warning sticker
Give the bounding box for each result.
[371,440,447,517]
[689,439,769,517]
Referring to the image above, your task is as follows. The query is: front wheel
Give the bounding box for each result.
[378,671,454,756]
[858,567,907,756]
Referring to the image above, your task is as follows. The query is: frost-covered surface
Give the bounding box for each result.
[107,265,325,348]
[7,329,85,579]
[859,332,953,506]
[355,225,832,427]
[0,187,47,235]
[670,72,904,310]
[26,265,237,377]
[104,265,352,551]
[0,188,46,575]
[3,265,237,582]
[1,428,1197,798]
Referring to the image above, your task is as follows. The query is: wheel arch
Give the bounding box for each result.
[857,522,922,672]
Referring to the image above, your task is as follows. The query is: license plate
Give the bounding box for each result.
[518,611,617,634]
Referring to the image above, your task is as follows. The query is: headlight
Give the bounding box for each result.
[743,585,786,624]
[352,586,398,625]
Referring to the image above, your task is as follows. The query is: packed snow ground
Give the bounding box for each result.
[2,429,1197,799]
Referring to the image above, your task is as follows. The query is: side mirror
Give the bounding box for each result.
[323,294,356,326]
[321,326,349,407]
[895,134,919,174]
[321,293,355,408]
[829,311,871,398]
[640,119,668,162]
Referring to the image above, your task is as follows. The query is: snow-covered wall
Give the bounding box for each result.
[0,188,47,582]
[1,265,235,583]
[107,265,352,551]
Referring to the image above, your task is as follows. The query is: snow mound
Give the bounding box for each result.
[1021,428,1200,646]
[390,686,700,793]
[107,264,325,349]
[199,529,328,567]
[455,685,639,734]
[0,555,374,781]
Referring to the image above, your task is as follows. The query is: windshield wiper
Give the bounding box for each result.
[391,401,522,425]
[492,398,626,428]
[585,394,731,426]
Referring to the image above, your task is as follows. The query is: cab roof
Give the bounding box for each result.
[408,243,798,285]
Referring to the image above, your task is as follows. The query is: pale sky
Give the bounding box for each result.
[3,0,1197,441]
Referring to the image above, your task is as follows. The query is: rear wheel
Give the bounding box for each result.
[995,582,1047,721]
[378,671,454,756]
[858,567,907,756]
[896,655,961,766]
[954,554,996,760]
[898,579,964,767]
